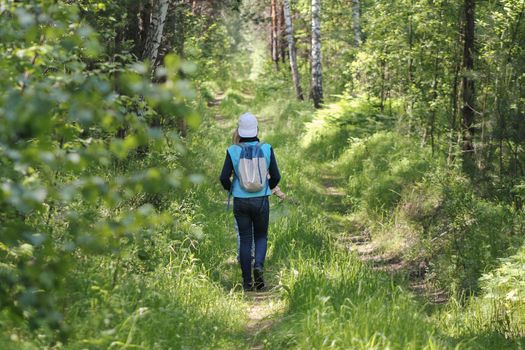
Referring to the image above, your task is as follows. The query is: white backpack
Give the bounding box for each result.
[236,143,268,192]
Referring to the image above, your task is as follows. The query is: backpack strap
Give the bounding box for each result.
[254,142,264,184]
[254,143,271,196]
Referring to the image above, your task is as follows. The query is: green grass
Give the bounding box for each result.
[183,78,445,349]
[2,66,524,349]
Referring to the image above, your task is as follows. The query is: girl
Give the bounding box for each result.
[220,113,284,291]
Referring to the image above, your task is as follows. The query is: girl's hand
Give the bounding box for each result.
[272,186,286,200]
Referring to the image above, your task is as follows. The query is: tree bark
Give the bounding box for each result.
[351,0,362,47]
[447,13,463,167]
[191,0,198,15]
[271,0,280,69]
[280,4,287,63]
[143,0,170,72]
[133,1,152,59]
[283,0,304,100]
[461,0,476,173]
[429,55,439,157]
[311,0,323,108]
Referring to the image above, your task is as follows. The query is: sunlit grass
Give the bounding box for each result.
[3,62,523,350]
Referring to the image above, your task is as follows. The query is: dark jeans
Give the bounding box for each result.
[233,196,269,284]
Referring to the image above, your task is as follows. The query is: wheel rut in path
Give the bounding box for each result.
[208,91,230,129]
[318,167,448,305]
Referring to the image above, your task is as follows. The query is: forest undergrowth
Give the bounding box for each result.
[2,2,525,349]
[203,72,525,349]
[2,75,524,349]
[194,73,525,348]
[188,72,525,348]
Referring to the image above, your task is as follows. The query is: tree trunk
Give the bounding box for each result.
[429,55,439,157]
[191,0,197,15]
[280,4,287,63]
[447,12,463,167]
[271,0,279,69]
[311,0,323,108]
[283,0,304,100]
[143,0,170,72]
[461,0,476,173]
[407,4,414,87]
[351,0,362,47]
[172,1,188,58]
[379,58,386,113]
[133,1,152,59]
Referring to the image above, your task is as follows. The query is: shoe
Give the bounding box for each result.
[253,267,265,291]
[243,282,253,292]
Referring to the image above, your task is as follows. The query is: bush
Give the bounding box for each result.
[388,171,523,293]
[437,244,525,344]
[477,244,525,337]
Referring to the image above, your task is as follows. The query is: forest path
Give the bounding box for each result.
[207,91,230,129]
[315,165,448,305]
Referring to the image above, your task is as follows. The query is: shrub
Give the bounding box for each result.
[393,171,522,293]
[477,244,525,337]
[334,130,523,294]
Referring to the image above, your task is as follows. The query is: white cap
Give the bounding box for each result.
[238,112,258,137]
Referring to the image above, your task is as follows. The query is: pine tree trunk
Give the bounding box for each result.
[143,0,170,72]
[135,1,152,59]
[311,0,323,108]
[461,0,476,173]
[283,0,304,100]
[351,0,362,47]
[271,0,280,69]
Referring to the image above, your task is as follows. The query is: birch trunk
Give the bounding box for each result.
[283,0,304,100]
[351,0,362,46]
[311,0,323,108]
[461,0,476,173]
[280,4,287,63]
[143,0,170,72]
[271,0,279,69]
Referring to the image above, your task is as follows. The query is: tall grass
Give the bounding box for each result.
[297,91,525,349]
[2,66,523,349]
[301,97,396,160]
[188,78,447,349]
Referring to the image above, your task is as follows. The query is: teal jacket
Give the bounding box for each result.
[220,138,281,198]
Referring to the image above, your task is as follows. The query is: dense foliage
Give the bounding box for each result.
[1,0,524,349]
[0,0,228,339]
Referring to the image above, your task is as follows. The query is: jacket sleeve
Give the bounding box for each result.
[219,151,233,191]
[268,147,281,190]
